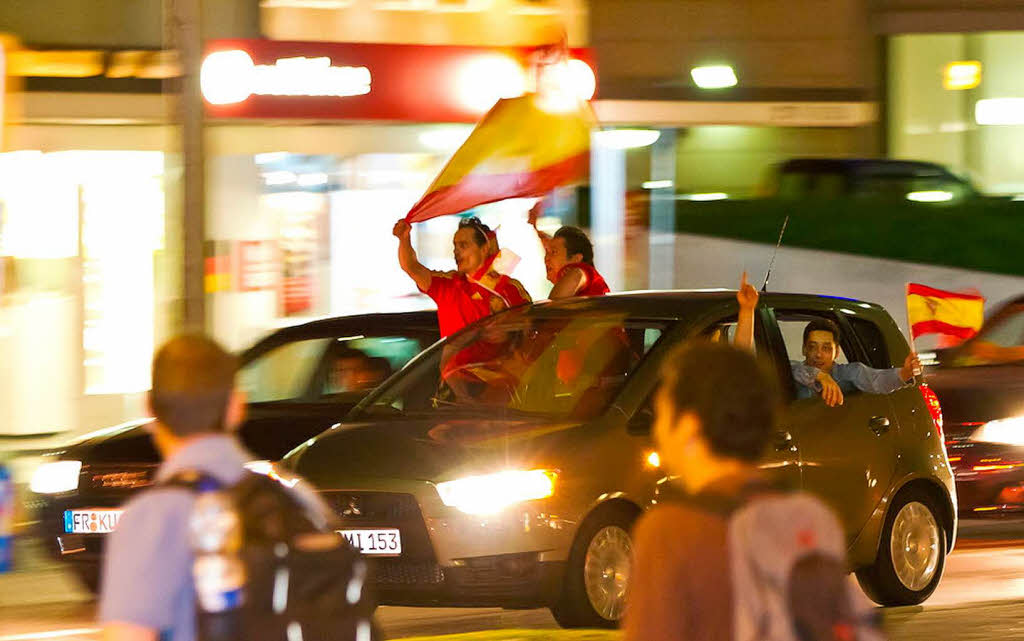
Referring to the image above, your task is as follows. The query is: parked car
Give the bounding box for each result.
[766,157,981,203]
[29,310,439,592]
[926,295,1024,515]
[279,291,955,627]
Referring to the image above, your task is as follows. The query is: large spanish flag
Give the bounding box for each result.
[906,283,985,340]
[405,93,594,223]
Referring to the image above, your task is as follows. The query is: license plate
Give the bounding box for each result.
[64,509,124,534]
[337,528,402,556]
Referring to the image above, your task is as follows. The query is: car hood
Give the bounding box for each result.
[287,411,583,485]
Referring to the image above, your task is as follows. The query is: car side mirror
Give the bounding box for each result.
[627,407,654,436]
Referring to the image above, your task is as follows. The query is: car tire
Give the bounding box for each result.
[856,488,946,606]
[550,503,638,629]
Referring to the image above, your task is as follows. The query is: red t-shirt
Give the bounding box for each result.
[557,262,610,297]
[424,269,531,338]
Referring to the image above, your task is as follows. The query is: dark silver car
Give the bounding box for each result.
[282,291,955,627]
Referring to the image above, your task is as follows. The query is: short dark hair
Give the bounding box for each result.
[150,334,238,437]
[553,226,594,265]
[457,216,492,247]
[659,342,777,462]
[802,319,840,346]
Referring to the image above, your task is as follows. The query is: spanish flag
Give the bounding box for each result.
[405,93,594,223]
[906,283,985,340]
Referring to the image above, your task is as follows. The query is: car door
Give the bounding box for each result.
[764,305,899,541]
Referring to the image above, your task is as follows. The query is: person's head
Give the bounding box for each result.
[453,217,493,275]
[654,342,777,492]
[802,319,841,372]
[146,334,243,454]
[544,226,593,283]
[328,347,374,393]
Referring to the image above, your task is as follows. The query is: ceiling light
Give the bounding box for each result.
[691,65,737,89]
[594,129,660,149]
[976,98,1024,125]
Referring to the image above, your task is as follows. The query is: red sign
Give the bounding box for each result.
[203,39,594,123]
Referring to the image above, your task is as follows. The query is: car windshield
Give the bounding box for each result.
[356,307,668,420]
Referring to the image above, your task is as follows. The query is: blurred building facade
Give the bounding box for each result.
[0,0,1022,437]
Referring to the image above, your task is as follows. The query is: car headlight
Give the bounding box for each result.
[30,460,82,494]
[971,417,1024,447]
[436,469,557,515]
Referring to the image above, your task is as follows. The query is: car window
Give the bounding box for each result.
[975,304,1024,349]
[846,316,890,369]
[360,307,669,420]
[320,336,424,397]
[773,312,862,401]
[238,338,332,403]
[954,303,1024,366]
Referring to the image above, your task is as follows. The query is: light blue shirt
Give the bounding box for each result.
[98,433,329,641]
[790,361,910,400]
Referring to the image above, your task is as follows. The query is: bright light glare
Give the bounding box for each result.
[646,451,661,468]
[297,172,329,187]
[972,417,1024,446]
[976,98,1024,126]
[691,65,738,89]
[30,460,82,494]
[681,192,729,201]
[436,470,556,515]
[944,61,981,90]
[201,49,256,105]
[457,55,527,113]
[263,171,297,186]
[906,190,954,203]
[642,180,674,190]
[255,152,288,165]
[594,129,661,149]
[419,126,473,151]
[244,460,274,475]
[536,59,597,112]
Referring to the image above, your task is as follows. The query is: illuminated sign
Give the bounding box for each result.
[201,50,371,105]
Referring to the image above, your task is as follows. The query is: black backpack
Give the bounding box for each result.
[164,470,378,641]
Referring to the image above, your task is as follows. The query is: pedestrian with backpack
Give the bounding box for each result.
[624,342,884,641]
[100,334,376,641]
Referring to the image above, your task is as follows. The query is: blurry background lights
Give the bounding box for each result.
[642,180,674,190]
[594,129,660,149]
[906,190,954,203]
[975,98,1024,125]
[680,192,729,201]
[943,61,982,90]
[419,126,474,151]
[458,55,527,113]
[201,49,256,105]
[691,64,738,89]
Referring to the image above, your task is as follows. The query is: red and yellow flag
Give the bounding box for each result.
[906,283,984,340]
[405,93,594,223]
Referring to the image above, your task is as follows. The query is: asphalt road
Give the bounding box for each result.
[4,520,1024,640]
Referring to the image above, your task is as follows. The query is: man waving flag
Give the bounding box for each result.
[405,92,594,223]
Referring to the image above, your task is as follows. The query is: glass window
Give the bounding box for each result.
[846,316,890,369]
[776,316,850,366]
[321,336,425,397]
[239,338,332,403]
[954,304,1024,366]
[360,308,669,420]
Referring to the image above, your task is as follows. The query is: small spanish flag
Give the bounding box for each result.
[405,93,594,223]
[906,283,985,340]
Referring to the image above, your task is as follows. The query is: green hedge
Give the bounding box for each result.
[673,199,1024,277]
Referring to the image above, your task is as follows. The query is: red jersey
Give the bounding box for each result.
[557,262,610,297]
[424,263,531,337]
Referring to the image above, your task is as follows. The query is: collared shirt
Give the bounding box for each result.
[424,265,531,338]
[556,262,610,297]
[98,433,327,641]
[790,360,910,400]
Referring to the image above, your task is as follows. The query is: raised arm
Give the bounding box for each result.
[528,200,553,245]
[734,271,758,351]
[393,219,433,292]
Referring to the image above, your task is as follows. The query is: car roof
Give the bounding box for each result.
[520,289,884,320]
[779,158,952,177]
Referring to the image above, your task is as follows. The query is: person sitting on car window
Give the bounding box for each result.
[793,319,920,407]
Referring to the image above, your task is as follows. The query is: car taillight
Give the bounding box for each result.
[920,384,943,438]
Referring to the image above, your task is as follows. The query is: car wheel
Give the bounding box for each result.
[856,488,946,606]
[550,504,637,628]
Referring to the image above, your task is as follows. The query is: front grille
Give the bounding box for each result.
[83,464,157,494]
[371,559,445,586]
[320,491,420,521]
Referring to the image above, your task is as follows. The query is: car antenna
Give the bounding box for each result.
[762,214,790,292]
